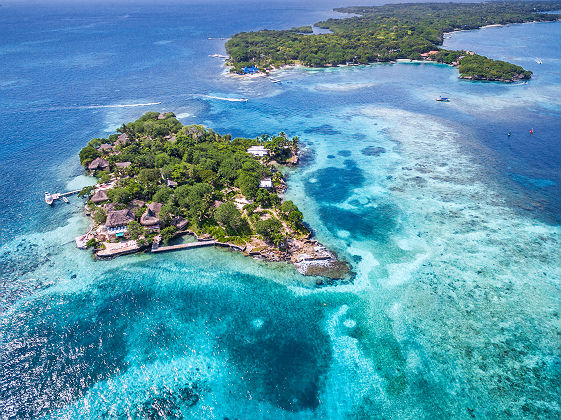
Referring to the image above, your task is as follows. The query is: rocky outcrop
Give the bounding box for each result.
[240,236,351,280]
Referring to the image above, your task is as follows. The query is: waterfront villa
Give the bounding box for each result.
[247,145,269,157]
[259,178,273,189]
[105,209,135,238]
[90,189,109,204]
[420,50,439,58]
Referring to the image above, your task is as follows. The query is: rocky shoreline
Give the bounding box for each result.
[77,113,351,281]
[92,228,351,280]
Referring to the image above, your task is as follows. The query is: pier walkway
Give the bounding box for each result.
[45,189,82,204]
[152,240,217,253]
[151,240,245,253]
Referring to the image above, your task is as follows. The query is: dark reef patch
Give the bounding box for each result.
[337,150,352,157]
[361,146,386,156]
[136,383,202,418]
[304,124,341,136]
[305,160,365,203]
[319,204,398,242]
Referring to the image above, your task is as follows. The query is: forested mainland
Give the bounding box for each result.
[226,1,561,82]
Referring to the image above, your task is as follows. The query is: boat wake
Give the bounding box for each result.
[47,102,162,111]
[201,95,248,102]
[77,102,162,109]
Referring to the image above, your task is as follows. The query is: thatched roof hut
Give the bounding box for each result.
[90,189,109,203]
[88,157,110,171]
[140,202,163,226]
[104,203,118,212]
[171,216,189,231]
[115,161,132,169]
[116,133,129,146]
[131,199,146,208]
[105,209,135,228]
[98,144,114,152]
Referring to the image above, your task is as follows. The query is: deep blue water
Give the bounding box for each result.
[1,1,560,419]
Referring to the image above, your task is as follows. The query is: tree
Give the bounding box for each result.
[155,153,170,168]
[107,187,133,204]
[93,208,106,225]
[152,186,173,204]
[255,189,273,208]
[237,172,260,199]
[160,226,178,244]
[215,202,247,234]
[79,146,100,167]
[179,183,214,224]
[127,221,144,239]
[86,238,98,249]
[158,203,175,227]
[280,200,303,226]
[98,171,111,184]
[255,217,284,246]
[78,185,95,198]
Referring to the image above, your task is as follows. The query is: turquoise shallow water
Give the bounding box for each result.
[1,1,561,418]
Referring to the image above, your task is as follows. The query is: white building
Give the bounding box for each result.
[247,145,270,157]
[259,178,273,189]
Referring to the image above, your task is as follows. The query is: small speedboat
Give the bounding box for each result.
[436,96,450,102]
[45,192,54,205]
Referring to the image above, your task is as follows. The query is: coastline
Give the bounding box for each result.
[224,3,561,82]
[76,114,351,281]
[90,224,351,280]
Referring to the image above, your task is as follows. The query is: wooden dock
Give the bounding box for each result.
[151,240,245,254]
[45,189,82,205]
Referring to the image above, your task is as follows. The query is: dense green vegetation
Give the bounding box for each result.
[457,53,532,81]
[226,1,561,81]
[80,112,307,247]
[290,25,314,34]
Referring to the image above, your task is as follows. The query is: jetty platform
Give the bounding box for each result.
[152,240,217,253]
[45,189,82,204]
[151,239,245,254]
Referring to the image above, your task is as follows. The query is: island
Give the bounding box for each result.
[225,1,561,82]
[76,112,350,280]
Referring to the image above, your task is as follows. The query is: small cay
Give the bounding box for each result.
[76,111,350,280]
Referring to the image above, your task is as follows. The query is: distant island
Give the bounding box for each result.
[226,1,561,82]
[76,112,349,280]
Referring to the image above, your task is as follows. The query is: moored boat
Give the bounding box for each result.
[44,192,53,205]
[436,96,450,102]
